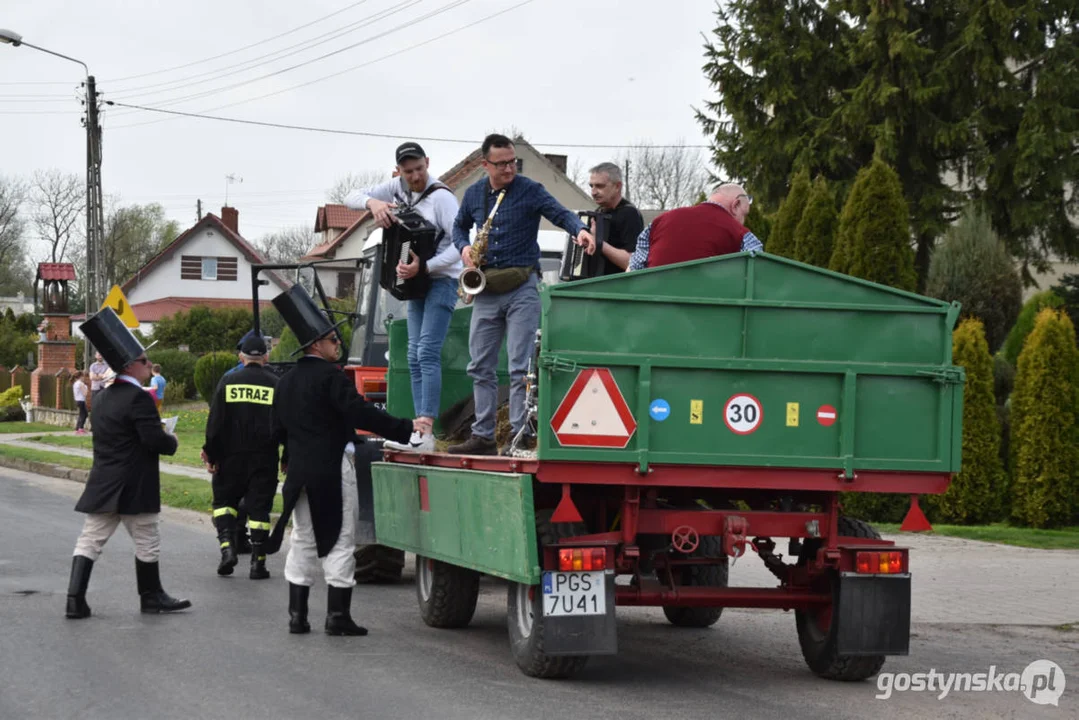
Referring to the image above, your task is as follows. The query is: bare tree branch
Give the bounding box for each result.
[619,142,711,210]
[31,170,84,263]
[252,225,317,264]
[326,170,389,204]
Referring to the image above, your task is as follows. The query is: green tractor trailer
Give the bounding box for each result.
[370,251,964,680]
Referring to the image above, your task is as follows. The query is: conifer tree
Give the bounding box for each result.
[767,169,811,258]
[829,159,916,292]
[930,319,1006,523]
[1001,291,1065,366]
[792,175,838,268]
[1009,308,1079,528]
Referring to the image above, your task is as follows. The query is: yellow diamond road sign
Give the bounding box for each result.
[101,285,139,328]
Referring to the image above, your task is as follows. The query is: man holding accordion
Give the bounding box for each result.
[345,142,460,452]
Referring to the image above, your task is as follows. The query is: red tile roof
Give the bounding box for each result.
[37,263,76,281]
[120,213,291,294]
[73,297,273,323]
[315,204,366,232]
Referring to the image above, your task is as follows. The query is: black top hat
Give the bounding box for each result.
[79,306,146,373]
[271,285,347,353]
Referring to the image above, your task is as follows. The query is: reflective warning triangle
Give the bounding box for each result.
[550,368,636,448]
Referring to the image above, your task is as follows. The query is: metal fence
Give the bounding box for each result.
[37,373,56,409]
[0,366,9,393]
[57,369,77,411]
[11,367,30,399]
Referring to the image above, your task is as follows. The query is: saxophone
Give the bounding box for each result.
[458,189,506,304]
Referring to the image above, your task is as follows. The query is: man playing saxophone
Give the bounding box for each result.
[449,133,594,456]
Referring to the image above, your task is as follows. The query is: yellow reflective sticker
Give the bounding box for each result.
[690,399,703,425]
[225,384,274,405]
[786,402,800,427]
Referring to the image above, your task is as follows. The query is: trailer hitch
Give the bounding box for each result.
[723,515,749,559]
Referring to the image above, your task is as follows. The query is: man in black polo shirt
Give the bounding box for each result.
[587,161,644,274]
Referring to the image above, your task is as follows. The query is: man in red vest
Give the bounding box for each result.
[628,183,762,270]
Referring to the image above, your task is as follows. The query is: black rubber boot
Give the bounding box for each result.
[249,543,270,580]
[213,512,238,576]
[135,559,192,614]
[325,585,368,636]
[65,555,94,619]
[288,583,310,634]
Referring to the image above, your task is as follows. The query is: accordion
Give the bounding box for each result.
[379,208,439,300]
[559,210,612,282]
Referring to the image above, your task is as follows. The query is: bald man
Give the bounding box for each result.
[627,183,762,270]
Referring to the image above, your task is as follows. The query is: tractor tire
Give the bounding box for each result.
[795,516,887,681]
[353,544,406,584]
[662,535,729,628]
[507,510,590,679]
[415,555,480,629]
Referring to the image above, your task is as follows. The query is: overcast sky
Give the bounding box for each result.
[1,0,718,251]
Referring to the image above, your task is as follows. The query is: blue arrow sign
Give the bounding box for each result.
[649,399,671,422]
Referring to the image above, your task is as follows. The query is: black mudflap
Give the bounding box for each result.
[542,574,617,656]
[836,573,911,656]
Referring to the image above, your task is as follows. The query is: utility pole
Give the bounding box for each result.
[624,158,631,202]
[82,75,105,369]
[197,198,203,221]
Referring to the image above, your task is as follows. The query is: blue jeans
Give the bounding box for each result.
[407,277,458,418]
[467,273,541,440]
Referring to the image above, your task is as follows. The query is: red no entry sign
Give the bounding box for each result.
[817,405,837,427]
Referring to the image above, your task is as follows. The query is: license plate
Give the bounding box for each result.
[541,571,605,617]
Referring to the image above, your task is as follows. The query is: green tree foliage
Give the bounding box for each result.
[1009,309,1079,528]
[793,175,838,268]
[838,493,911,525]
[194,351,239,402]
[925,205,1022,352]
[0,313,36,368]
[766,169,811,258]
[151,306,253,354]
[1000,291,1065,366]
[269,298,354,363]
[929,319,1005,523]
[829,160,916,291]
[0,386,23,407]
[102,203,180,288]
[1050,274,1079,336]
[743,201,772,246]
[147,348,199,400]
[697,1,1078,286]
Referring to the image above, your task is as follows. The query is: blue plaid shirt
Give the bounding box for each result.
[452,175,585,270]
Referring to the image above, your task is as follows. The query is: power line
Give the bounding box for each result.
[107,0,535,130]
[104,0,376,84]
[105,101,711,149]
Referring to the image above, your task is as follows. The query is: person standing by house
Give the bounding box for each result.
[447,134,595,456]
[586,162,644,274]
[265,285,420,636]
[628,183,762,270]
[345,141,462,453]
[87,352,109,406]
[149,364,166,412]
[201,334,279,580]
[64,307,191,620]
[72,372,88,435]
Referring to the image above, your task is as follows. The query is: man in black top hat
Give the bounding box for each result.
[65,307,191,619]
[202,333,280,580]
[266,285,419,636]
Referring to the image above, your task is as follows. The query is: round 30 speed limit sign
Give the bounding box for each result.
[724,394,763,435]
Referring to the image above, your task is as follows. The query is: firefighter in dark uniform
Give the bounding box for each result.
[265,285,419,636]
[202,334,280,579]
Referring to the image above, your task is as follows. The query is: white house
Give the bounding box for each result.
[76,207,292,337]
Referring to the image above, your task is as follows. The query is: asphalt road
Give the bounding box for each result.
[1,468,1075,720]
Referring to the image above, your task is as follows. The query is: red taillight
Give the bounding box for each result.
[855,550,905,574]
[362,378,386,394]
[557,547,607,571]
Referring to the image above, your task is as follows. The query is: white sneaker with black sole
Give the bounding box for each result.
[384,431,435,453]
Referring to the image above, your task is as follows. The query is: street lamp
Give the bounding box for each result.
[0,29,104,367]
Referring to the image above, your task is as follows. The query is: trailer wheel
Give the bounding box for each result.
[507,511,590,679]
[416,555,480,629]
[662,535,729,628]
[795,516,886,681]
[353,544,406,584]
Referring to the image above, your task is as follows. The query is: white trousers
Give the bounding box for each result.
[284,452,358,589]
[73,512,160,562]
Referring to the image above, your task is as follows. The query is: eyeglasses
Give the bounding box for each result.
[135,357,150,365]
[485,158,517,170]
[737,193,754,206]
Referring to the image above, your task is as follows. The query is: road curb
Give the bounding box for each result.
[0,455,89,484]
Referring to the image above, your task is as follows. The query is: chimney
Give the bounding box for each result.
[544,153,568,174]
[221,206,239,235]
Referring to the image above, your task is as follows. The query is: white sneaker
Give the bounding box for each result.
[384,431,435,453]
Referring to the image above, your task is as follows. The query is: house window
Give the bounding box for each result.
[337,271,356,299]
[181,255,239,281]
[516,158,524,172]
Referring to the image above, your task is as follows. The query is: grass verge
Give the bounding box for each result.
[875,521,1079,550]
[0,444,281,515]
[0,421,72,434]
